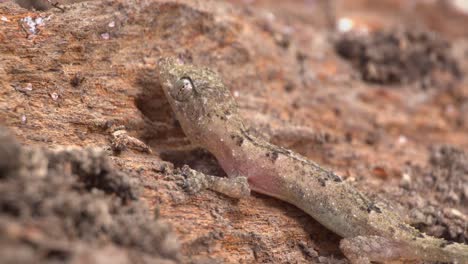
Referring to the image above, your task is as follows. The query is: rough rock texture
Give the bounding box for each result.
[1,0,468,263]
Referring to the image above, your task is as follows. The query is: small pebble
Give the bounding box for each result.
[400,172,411,187]
[337,17,354,33]
[50,92,59,100]
[25,83,33,90]
[101,32,110,40]
[35,17,43,25]
[397,135,407,145]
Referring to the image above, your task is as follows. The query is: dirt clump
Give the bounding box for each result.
[396,146,468,244]
[427,146,468,205]
[0,127,179,264]
[336,28,461,85]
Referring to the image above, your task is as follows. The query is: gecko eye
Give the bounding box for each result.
[171,77,194,102]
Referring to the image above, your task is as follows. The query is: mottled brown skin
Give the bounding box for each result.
[158,57,468,263]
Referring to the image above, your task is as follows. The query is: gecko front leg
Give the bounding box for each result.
[179,165,250,199]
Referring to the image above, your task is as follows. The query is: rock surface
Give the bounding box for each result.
[1,0,468,263]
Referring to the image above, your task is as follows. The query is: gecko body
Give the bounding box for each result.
[158,57,468,263]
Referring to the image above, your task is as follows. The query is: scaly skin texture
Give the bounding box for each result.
[158,57,468,263]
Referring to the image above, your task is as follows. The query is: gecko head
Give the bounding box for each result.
[158,57,238,143]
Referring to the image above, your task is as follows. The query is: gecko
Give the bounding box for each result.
[158,57,468,263]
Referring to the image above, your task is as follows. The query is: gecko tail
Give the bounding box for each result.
[437,241,468,263]
[415,237,468,263]
[392,236,468,263]
[340,235,468,263]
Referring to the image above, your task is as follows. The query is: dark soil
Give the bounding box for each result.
[407,146,468,243]
[336,28,461,85]
[0,127,179,264]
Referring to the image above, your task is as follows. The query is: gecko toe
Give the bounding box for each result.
[179,165,209,195]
